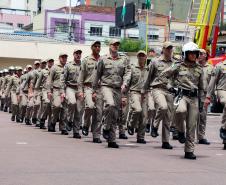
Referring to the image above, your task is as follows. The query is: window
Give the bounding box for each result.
[55,22,69,33]
[175,35,184,41]
[170,31,185,42]
[109,27,121,37]
[6,22,13,26]
[148,35,159,40]
[90,26,102,36]
[17,23,24,28]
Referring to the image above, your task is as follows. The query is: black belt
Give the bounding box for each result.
[180,88,198,98]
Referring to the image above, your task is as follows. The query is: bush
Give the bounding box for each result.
[119,38,145,52]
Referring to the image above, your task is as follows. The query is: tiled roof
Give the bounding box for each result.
[58,5,115,14]
[0,32,71,43]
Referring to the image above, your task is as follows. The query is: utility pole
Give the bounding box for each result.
[68,0,72,41]
[168,0,173,41]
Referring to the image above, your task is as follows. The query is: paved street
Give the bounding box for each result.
[0,111,225,185]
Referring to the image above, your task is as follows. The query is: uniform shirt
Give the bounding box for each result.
[48,63,64,93]
[207,60,226,97]
[17,74,27,93]
[21,70,34,91]
[201,63,213,92]
[63,61,80,87]
[93,54,131,89]
[35,67,50,90]
[31,68,41,90]
[5,74,20,95]
[143,55,176,92]
[1,74,10,91]
[160,60,204,99]
[78,55,100,92]
[128,64,147,92]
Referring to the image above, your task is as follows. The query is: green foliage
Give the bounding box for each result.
[119,38,145,52]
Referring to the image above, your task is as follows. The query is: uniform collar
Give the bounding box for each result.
[107,54,121,60]
[159,55,172,62]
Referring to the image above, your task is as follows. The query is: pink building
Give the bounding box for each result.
[0,8,31,28]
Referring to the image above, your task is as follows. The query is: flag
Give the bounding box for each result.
[146,0,151,10]
[121,0,126,23]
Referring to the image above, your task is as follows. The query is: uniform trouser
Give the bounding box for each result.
[147,91,156,127]
[19,91,28,119]
[33,89,42,119]
[39,90,52,125]
[11,91,19,117]
[101,86,121,143]
[217,90,226,144]
[118,101,128,135]
[152,88,173,143]
[50,89,66,131]
[1,93,6,108]
[6,95,11,111]
[65,87,78,123]
[197,98,207,140]
[127,91,147,139]
[174,96,199,153]
[83,87,102,139]
[25,96,34,119]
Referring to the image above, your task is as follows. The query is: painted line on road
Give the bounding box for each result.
[16,142,28,145]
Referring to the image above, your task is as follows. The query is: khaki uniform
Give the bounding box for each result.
[207,60,226,144]
[18,74,28,121]
[78,55,102,139]
[161,61,204,152]
[197,63,213,140]
[5,74,20,117]
[35,67,52,124]
[62,61,81,134]
[127,64,148,139]
[143,55,175,143]
[48,63,66,131]
[1,74,10,111]
[32,68,42,121]
[93,54,131,142]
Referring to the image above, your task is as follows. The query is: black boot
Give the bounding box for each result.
[25,118,32,125]
[137,139,146,144]
[40,119,46,129]
[61,130,69,135]
[119,133,128,139]
[108,142,119,148]
[224,144,226,150]
[162,142,173,149]
[220,128,226,140]
[127,126,134,135]
[66,121,73,132]
[48,123,56,132]
[1,104,4,111]
[93,138,102,143]
[178,132,186,144]
[184,152,196,160]
[170,126,176,132]
[82,126,89,136]
[151,126,159,138]
[4,107,8,112]
[20,117,24,123]
[102,128,110,140]
[145,124,150,133]
[16,116,21,123]
[9,110,12,113]
[11,116,15,122]
[32,118,37,125]
[73,133,81,139]
[198,139,210,145]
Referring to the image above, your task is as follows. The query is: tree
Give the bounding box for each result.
[119,38,145,52]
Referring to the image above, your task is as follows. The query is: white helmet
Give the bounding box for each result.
[182,42,199,59]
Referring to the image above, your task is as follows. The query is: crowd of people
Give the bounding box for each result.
[0,39,225,160]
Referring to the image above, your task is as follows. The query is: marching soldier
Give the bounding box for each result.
[47,53,68,135]
[7,66,16,113]
[18,65,32,123]
[93,39,131,148]
[1,68,10,112]
[143,42,175,150]
[205,58,226,150]
[5,66,23,122]
[197,49,211,145]
[127,50,148,144]
[78,40,102,143]
[161,42,204,159]
[62,49,82,138]
[36,59,54,129]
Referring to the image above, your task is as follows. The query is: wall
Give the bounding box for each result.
[33,12,45,33]
[0,13,31,27]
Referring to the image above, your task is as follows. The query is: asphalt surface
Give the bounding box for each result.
[0,111,226,185]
